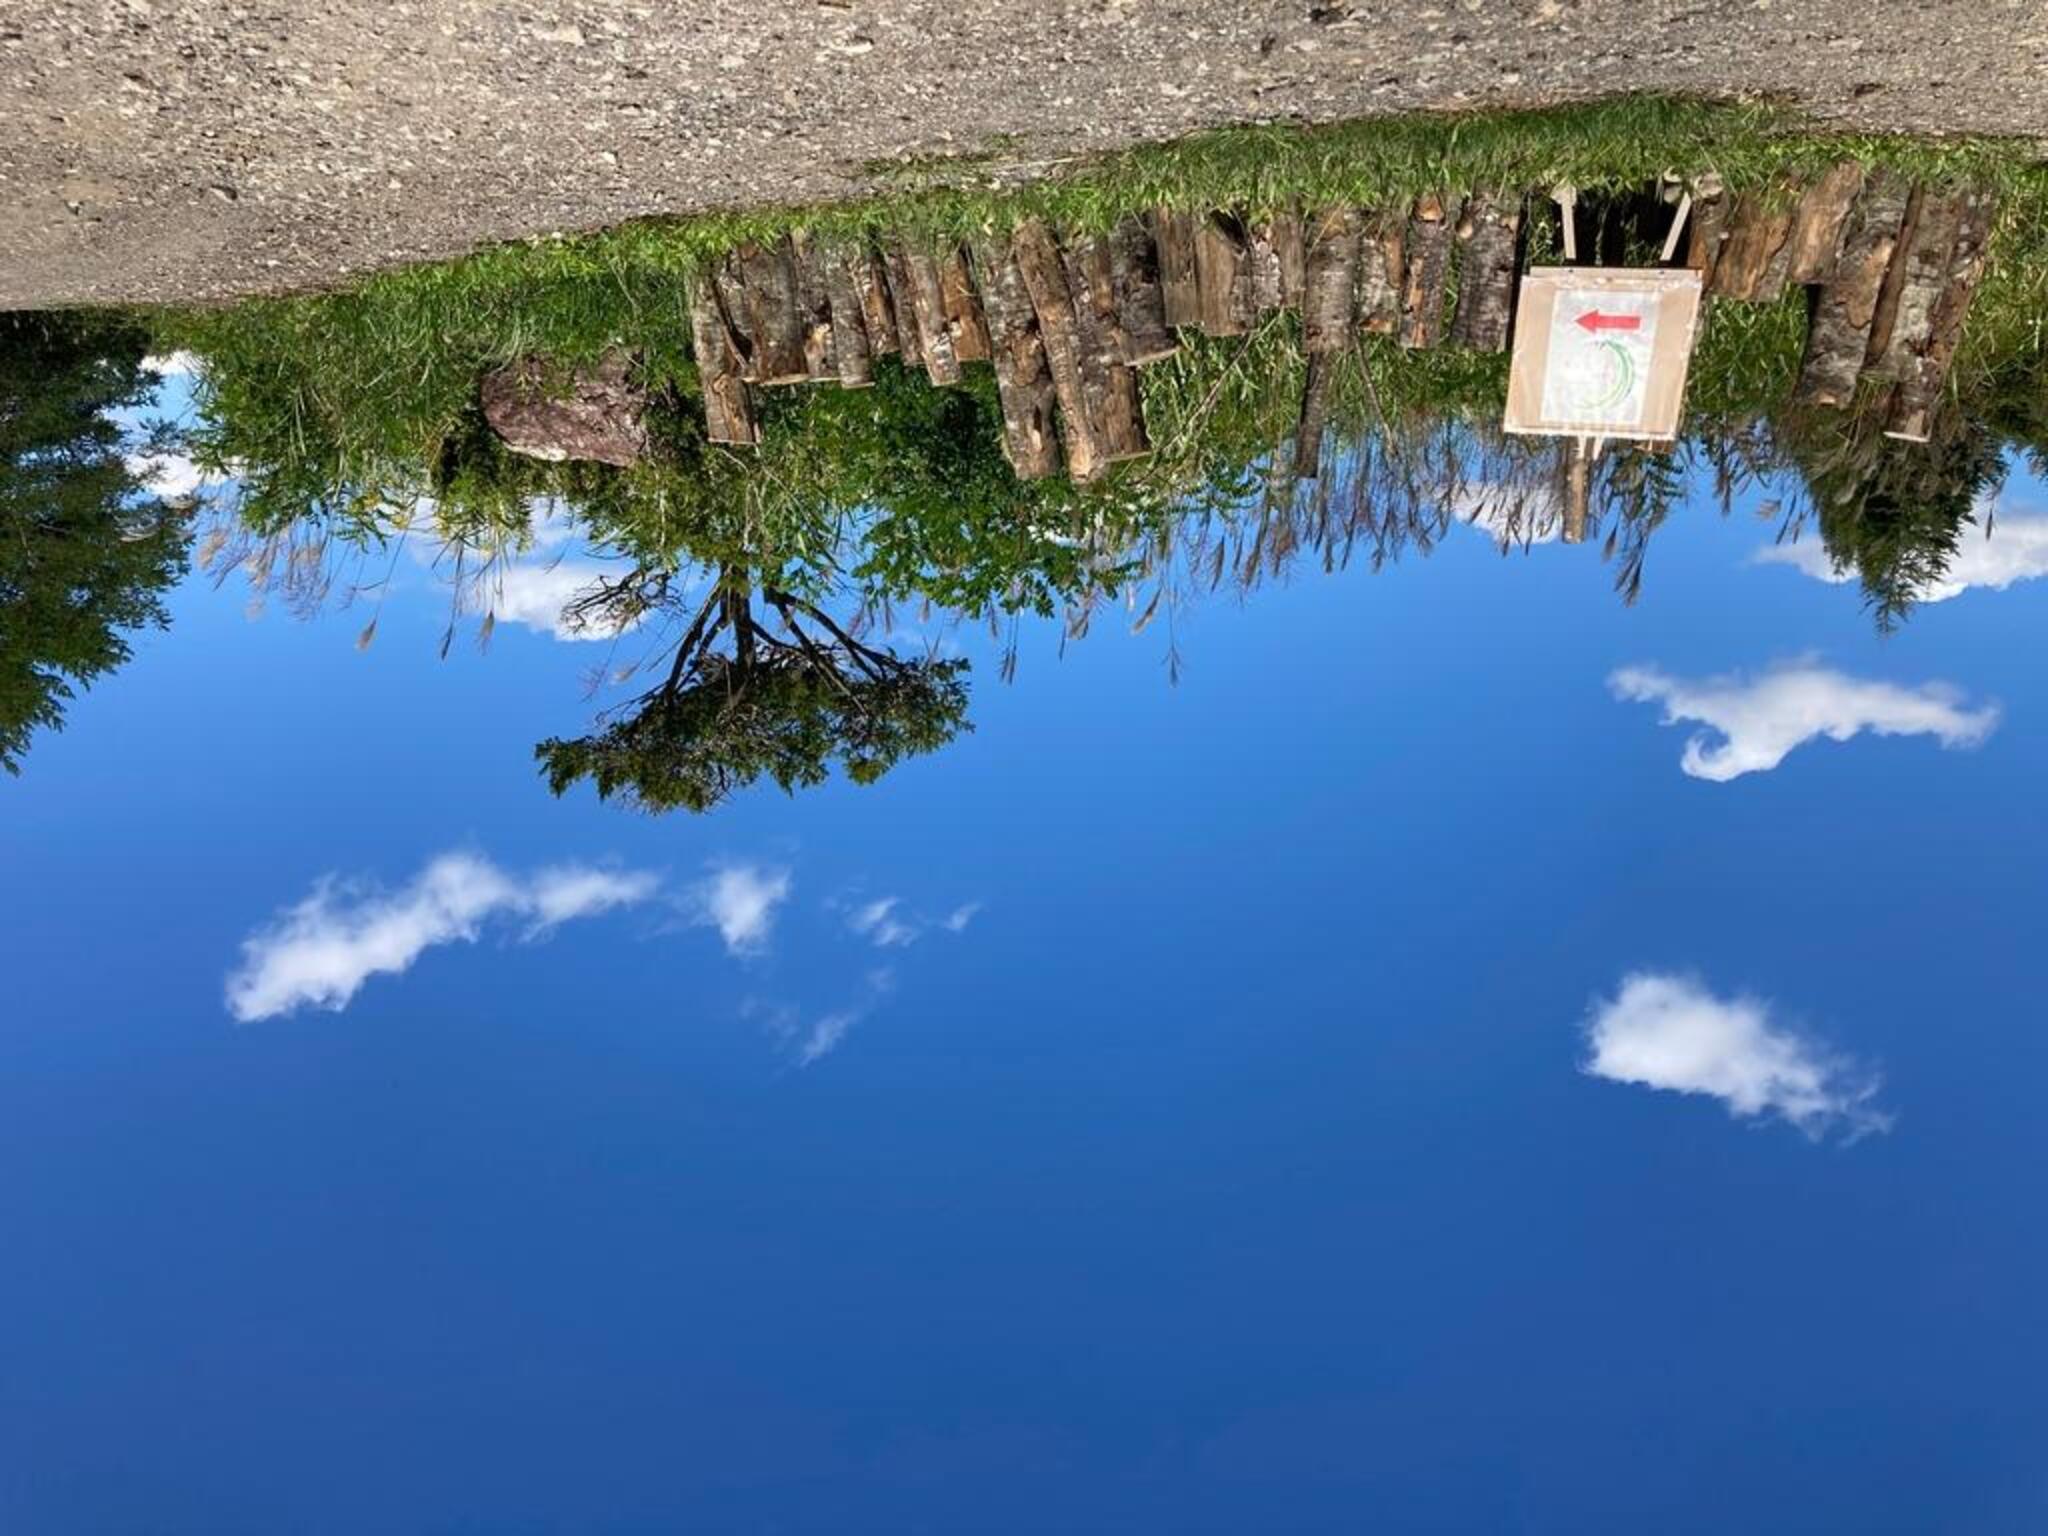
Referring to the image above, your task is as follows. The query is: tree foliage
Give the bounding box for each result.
[537,575,970,812]
[0,312,188,773]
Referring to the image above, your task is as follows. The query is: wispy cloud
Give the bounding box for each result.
[124,449,226,503]
[745,966,893,1069]
[1582,972,1891,1142]
[483,557,633,642]
[841,894,983,948]
[797,1011,857,1065]
[226,852,657,1022]
[688,864,792,956]
[1609,659,1998,781]
[1754,505,2048,604]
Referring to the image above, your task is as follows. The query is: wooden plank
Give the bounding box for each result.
[737,238,809,385]
[1193,214,1252,336]
[1786,162,1865,285]
[822,240,874,388]
[1012,218,1105,482]
[1887,187,1997,441]
[938,246,992,364]
[880,241,926,368]
[968,235,1060,478]
[1152,208,1201,331]
[1795,171,1912,407]
[1110,215,1177,363]
[1399,193,1452,349]
[1709,193,1794,303]
[687,272,760,446]
[1449,190,1520,352]
[1301,206,1361,356]
[1356,210,1404,335]
[1294,350,1335,479]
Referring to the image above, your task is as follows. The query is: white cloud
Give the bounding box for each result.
[1609,659,1998,781]
[486,557,633,642]
[1455,485,1563,547]
[1582,973,1891,1141]
[142,351,202,378]
[847,896,919,948]
[797,1012,857,1066]
[124,449,226,503]
[226,851,657,1022]
[1754,507,2048,604]
[942,902,982,934]
[688,864,791,956]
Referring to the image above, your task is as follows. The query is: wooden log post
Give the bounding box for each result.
[1400,194,1452,350]
[1111,215,1178,363]
[1863,183,1933,371]
[1061,229,1151,466]
[712,252,757,381]
[1301,207,1361,355]
[1247,218,1287,316]
[1887,187,1997,442]
[1795,172,1912,406]
[738,238,811,385]
[880,242,927,368]
[1152,208,1201,331]
[1012,218,1107,482]
[854,245,901,359]
[939,247,993,365]
[1193,214,1253,337]
[1272,210,1308,311]
[1709,192,1795,303]
[789,230,839,382]
[1449,191,1521,352]
[891,240,962,386]
[1684,175,1728,286]
[687,272,761,446]
[1356,210,1405,335]
[968,236,1061,479]
[822,240,875,388]
[1786,163,1866,285]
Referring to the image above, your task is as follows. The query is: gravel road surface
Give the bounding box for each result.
[5,0,2047,307]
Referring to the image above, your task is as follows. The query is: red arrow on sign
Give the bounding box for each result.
[1575,309,1642,333]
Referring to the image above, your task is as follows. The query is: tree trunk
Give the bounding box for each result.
[737,238,810,385]
[1301,207,1361,355]
[1786,162,1865,285]
[968,235,1061,478]
[1356,211,1404,335]
[1152,208,1201,331]
[1013,218,1105,482]
[1796,172,1911,407]
[1111,215,1178,363]
[1193,214,1252,336]
[1294,350,1335,479]
[1400,193,1452,350]
[939,246,993,364]
[1887,187,1997,441]
[688,275,761,445]
[1449,190,1520,351]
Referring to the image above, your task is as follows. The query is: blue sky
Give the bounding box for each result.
[5,381,2048,1532]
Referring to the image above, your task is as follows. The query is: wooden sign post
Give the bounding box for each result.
[1503,267,1704,443]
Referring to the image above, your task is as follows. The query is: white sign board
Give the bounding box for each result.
[1504,268,1703,442]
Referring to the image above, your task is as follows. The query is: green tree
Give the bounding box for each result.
[537,570,970,812]
[0,312,189,773]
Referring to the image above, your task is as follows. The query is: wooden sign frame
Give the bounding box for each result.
[1503,267,1704,442]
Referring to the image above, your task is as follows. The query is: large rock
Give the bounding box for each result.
[479,351,648,467]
